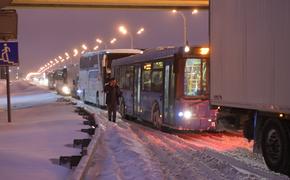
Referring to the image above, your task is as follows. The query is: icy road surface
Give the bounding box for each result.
[84,105,289,180]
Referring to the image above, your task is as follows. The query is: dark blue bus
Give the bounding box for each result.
[112,46,217,130]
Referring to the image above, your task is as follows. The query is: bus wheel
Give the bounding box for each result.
[261,119,290,175]
[119,100,126,119]
[151,103,162,130]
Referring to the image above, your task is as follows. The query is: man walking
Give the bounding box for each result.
[104,78,121,122]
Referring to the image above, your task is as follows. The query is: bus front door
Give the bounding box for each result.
[133,66,141,117]
[163,62,174,125]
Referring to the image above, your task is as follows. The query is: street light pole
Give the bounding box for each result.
[179,12,187,45]
[5,65,11,123]
[128,32,134,49]
[173,10,188,46]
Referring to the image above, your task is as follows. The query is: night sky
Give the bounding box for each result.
[17,8,208,74]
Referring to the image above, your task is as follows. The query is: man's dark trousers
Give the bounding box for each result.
[108,104,117,122]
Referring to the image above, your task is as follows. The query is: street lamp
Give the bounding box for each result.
[81,44,88,54]
[96,37,118,49]
[172,9,188,47]
[118,25,134,48]
[172,9,198,52]
[192,9,198,14]
[118,25,145,48]
[82,44,88,50]
[73,49,78,57]
[65,52,70,60]
[93,45,99,50]
[137,27,144,35]
[110,38,117,44]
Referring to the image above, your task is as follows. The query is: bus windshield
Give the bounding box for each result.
[184,58,208,97]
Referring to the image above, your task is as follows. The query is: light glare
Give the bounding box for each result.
[119,25,127,35]
[110,38,117,44]
[184,111,192,119]
[184,46,190,53]
[192,9,198,14]
[200,48,209,55]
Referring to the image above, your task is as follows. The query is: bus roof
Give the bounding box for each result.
[81,49,143,57]
[112,46,182,66]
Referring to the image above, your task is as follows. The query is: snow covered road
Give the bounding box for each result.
[84,105,289,180]
[1,80,289,179]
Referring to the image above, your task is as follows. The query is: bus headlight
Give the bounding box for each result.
[77,89,82,95]
[178,112,184,117]
[184,111,192,119]
[178,110,192,119]
[62,86,71,95]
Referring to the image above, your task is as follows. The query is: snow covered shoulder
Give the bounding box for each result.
[0,81,89,180]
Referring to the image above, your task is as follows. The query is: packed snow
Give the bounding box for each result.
[82,103,289,180]
[0,80,89,180]
[0,80,289,180]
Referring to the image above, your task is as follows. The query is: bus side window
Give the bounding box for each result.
[142,63,152,91]
[123,66,134,90]
[151,62,163,92]
[120,66,126,89]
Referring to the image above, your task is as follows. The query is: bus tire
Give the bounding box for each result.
[119,99,126,119]
[261,119,290,175]
[151,103,162,130]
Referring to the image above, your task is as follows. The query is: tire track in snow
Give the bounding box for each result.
[166,132,289,180]
[129,124,225,180]
[81,104,289,180]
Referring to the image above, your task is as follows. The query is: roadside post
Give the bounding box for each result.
[0,9,18,123]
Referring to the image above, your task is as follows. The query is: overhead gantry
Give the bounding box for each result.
[9,0,209,9]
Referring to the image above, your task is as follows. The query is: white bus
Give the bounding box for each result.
[79,49,143,107]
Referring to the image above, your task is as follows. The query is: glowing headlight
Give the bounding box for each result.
[62,86,71,95]
[184,111,192,119]
[178,110,192,119]
[77,89,82,95]
[178,112,184,117]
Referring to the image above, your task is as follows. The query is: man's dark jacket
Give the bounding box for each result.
[104,84,121,106]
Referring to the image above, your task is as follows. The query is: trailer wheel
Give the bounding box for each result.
[261,119,290,175]
[151,103,162,130]
[119,99,126,119]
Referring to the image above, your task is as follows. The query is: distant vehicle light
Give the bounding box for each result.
[62,86,71,95]
[279,113,284,118]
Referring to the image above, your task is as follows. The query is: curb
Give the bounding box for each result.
[68,102,101,180]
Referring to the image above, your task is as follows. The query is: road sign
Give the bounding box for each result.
[0,41,19,66]
[0,9,17,40]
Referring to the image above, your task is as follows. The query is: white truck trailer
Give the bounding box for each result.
[210,0,290,175]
